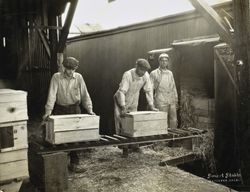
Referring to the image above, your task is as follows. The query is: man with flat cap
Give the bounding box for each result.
[114,58,158,135]
[150,53,178,128]
[43,56,95,172]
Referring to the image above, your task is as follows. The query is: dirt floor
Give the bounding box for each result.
[19,144,236,192]
[64,146,236,192]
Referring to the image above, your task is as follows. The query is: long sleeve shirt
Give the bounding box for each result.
[115,68,153,111]
[45,72,93,115]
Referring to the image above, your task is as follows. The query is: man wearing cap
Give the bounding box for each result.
[43,57,95,118]
[43,56,95,171]
[114,58,158,135]
[150,53,178,128]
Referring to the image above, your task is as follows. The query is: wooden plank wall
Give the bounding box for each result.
[66,3,232,134]
[0,0,51,118]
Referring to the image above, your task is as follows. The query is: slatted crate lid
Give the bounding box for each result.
[0,89,27,102]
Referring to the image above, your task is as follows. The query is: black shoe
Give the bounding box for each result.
[129,144,141,153]
[68,164,86,173]
[131,147,142,153]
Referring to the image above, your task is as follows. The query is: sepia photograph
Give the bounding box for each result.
[0,0,249,191]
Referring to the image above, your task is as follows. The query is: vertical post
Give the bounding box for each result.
[233,0,250,185]
[48,10,58,75]
[57,0,78,53]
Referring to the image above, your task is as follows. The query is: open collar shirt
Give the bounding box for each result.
[116,68,153,111]
[45,72,93,115]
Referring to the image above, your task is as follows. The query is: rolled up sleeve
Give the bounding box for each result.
[79,75,93,112]
[45,74,58,115]
[116,72,130,107]
[143,73,154,106]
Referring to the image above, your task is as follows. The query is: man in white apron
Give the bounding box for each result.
[114,58,158,134]
[150,53,178,128]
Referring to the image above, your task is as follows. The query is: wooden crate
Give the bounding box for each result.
[0,89,28,123]
[120,111,168,137]
[0,121,28,152]
[29,150,68,192]
[46,114,100,144]
[0,148,29,183]
[0,159,29,183]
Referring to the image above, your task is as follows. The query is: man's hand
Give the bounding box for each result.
[148,104,159,112]
[42,114,50,121]
[88,110,96,115]
[120,106,128,117]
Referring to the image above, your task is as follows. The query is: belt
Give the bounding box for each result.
[55,103,79,108]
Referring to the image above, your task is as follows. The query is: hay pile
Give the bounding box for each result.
[68,146,187,192]
[179,90,197,129]
[66,145,232,192]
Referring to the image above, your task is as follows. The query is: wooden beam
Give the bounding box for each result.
[188,0,232,45]
[36,28,51,58]
[220,8,233,22]
[49,13,58,74]
[159,153,201,166]
[58,15,63,38]
[223,16,234,33]
[219,8,234,29]
[34,25,63,30]
[172,34,220,47]
[57,0,78,53]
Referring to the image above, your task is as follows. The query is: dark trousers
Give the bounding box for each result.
[53,103,81,165]
[53,103,81,115]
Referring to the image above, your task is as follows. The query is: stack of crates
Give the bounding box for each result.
[0,89,29,184]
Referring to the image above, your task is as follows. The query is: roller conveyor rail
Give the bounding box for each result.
[29,128,206,155]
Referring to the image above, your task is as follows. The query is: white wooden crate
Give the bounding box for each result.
[0,159,29,182]
[121,111,168,137]
[46,114,100,144]
[0,121,28,152]
[0,89,28,123]
[0,147,28,183]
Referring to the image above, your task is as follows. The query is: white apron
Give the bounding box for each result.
[114,74,145,134]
